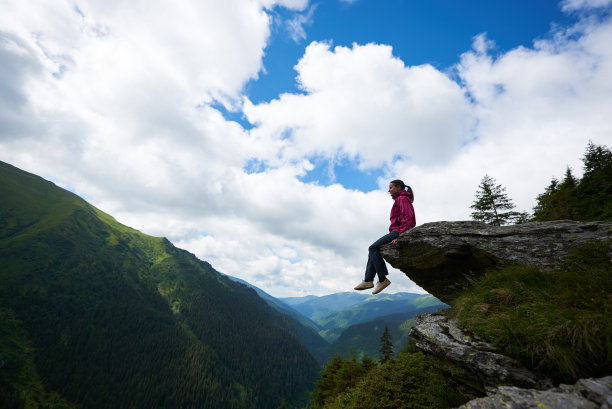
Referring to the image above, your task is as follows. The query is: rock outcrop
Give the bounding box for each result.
[381,220,612,303]
[382,220,612,408]
[409,312,552,396]
[457,376,612,409]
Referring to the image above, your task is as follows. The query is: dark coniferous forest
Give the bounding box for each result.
[0,161,319,409]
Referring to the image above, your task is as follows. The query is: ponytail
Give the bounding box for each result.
[405,185,414,202]
[390,179,415,202]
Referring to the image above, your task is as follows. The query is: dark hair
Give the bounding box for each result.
[390,179,414,202]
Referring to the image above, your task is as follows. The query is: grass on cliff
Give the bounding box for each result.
[450,241,612,383]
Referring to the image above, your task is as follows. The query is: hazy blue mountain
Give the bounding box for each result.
[281,292,371,321]
[0,161,319,409]
[281,292,446,342]
[280,294,323,307]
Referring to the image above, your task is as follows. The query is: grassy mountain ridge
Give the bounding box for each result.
[0,161,319,409]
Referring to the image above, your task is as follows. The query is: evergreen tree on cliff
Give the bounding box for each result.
[470,175,520,226]
[379,326,394,364]
[533,142,612,222]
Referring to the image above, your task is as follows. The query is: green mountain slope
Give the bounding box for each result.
[225,275,329,364]
[0,161,319,409]
[318,305,446,364]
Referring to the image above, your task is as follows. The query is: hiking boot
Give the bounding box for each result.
[354,281,374,290]
[372,279,391,294]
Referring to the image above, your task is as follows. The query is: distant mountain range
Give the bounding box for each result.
[225,278,447,364]
[0,161,319,409]
[281,292,446,341]
[279,292,447,363]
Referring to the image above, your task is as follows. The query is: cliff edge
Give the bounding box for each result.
[381,220,612,408]
[381,220,612,304]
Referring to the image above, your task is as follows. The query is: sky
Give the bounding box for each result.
[1,0,612,298]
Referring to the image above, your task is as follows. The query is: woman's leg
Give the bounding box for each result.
[365,231,399,282]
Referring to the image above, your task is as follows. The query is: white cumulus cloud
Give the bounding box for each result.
[2,0,612,298]
[561,0,612,11]
[244,41,473,169]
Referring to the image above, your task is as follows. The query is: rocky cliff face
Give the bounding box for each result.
[457,376,612,409]
[381,220,612,304]
[381,220,612,408]
[410,312,552,395]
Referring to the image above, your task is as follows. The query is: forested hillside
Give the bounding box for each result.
[317,305,445,365]
[224,275,329,362]
[0,161,319,409]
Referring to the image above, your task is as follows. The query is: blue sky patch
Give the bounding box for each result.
[299,156,384,192]
[245,0,575,105]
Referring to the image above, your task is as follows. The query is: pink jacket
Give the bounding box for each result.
[389,190,416,234]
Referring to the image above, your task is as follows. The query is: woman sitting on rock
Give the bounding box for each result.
[354,179,416,294]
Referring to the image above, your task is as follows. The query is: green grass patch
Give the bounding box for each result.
[449,241,612,382]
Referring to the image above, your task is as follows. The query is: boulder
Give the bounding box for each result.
[409,312,552,396]
[456,376,612,409]
[381,220,612,303]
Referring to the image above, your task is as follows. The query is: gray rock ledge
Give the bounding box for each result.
[381,220,612,303]
[456,375,612,409]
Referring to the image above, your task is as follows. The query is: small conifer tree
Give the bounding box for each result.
[470,175,521,226]
[379,326,394,364]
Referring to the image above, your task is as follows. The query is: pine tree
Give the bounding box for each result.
[578,142,612,220]
[583,141,612,176]
[533,178,559,221]
[470,175,521,226]
[379,326,394,364]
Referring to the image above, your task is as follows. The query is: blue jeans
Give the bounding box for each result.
[364,231,399,282]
